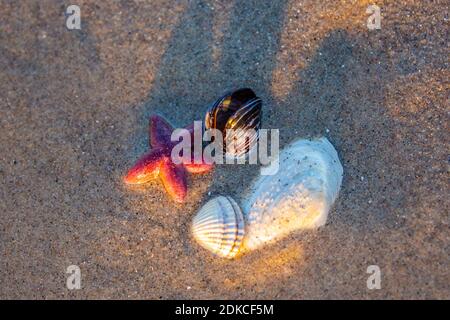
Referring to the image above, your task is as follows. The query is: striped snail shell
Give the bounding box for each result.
[204,88,262,157]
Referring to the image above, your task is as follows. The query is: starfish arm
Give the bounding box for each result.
[181,121,214,173]
[149,115,175,149]
[159,157,187,203]
[124,148,164,184]
[184,162,214,174]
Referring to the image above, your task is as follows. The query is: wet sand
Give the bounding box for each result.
[0,0,448,299]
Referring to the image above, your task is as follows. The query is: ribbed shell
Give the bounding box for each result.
[192,196,245,258]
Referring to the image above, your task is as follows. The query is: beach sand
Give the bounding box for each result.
[0,0,448,299]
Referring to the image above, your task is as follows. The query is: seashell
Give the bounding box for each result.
[191,196,245,258]
[204,88,262,157]
[191,137,343,258]
[242,137,343,251]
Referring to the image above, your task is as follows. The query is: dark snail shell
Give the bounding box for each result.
[205,88,262,157]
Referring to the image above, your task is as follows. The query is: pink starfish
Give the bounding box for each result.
[124,115,214,203]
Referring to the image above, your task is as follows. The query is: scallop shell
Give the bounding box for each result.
[242,137,343,250]
[205,88,262,157]
[192,196,245,258]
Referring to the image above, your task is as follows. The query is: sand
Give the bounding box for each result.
[0,0,448,299]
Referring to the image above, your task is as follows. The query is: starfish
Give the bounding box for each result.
[124,115,214,203]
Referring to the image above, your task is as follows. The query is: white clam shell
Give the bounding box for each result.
[191,137,343,258]
[242,137,343,250]
[191,196,245,258]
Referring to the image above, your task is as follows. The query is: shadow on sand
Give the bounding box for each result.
[118,0,447,298]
